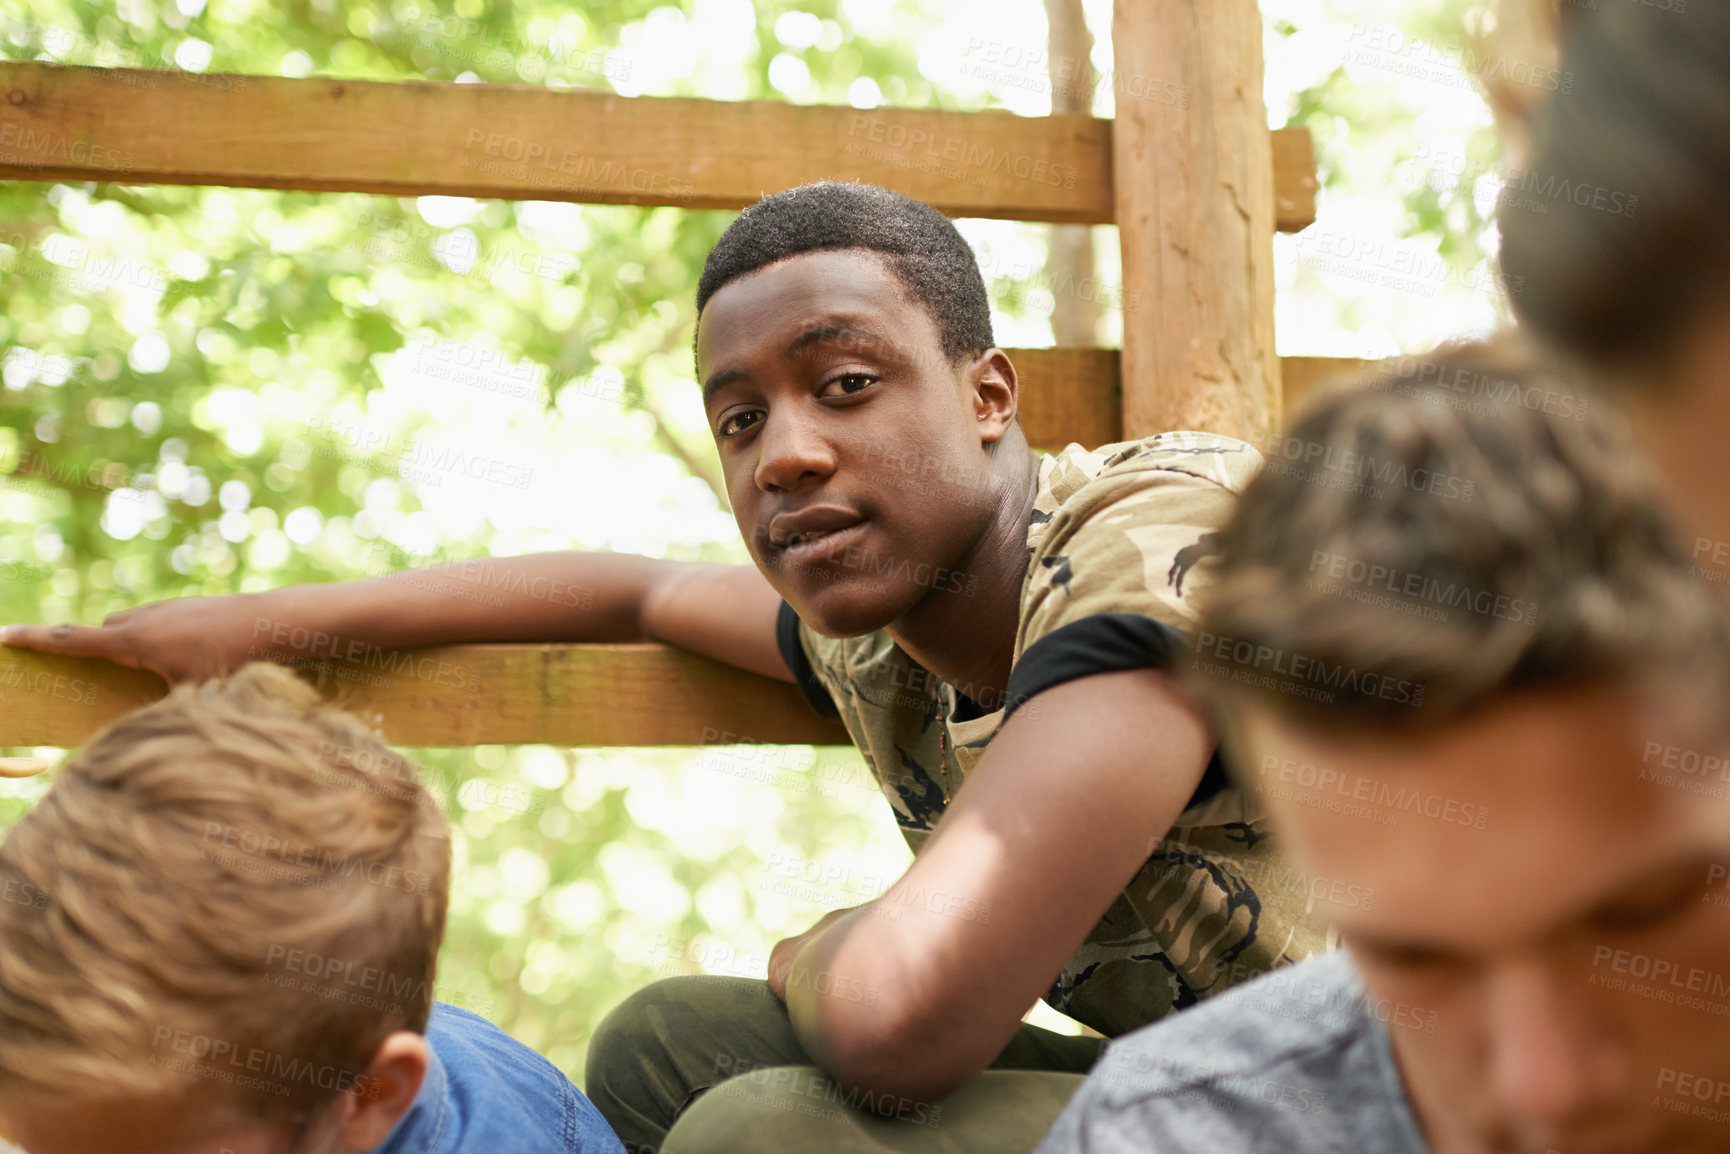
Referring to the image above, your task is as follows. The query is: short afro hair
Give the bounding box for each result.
[696,181,995,364]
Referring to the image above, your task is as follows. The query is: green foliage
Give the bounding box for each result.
[1265,0,1513,353]
[1,0,1514,1086]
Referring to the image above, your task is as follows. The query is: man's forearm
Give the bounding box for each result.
[261,551,672,652]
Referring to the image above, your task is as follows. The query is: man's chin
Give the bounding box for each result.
[786,579,916,639]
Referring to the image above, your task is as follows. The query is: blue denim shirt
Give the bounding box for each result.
[369,1003,625,1154]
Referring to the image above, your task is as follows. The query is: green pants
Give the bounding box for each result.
[585,976,1104,1154]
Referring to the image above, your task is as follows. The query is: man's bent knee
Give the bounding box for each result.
[587,976,805,1153]
[588,976,779,1091]
[663,1067,862,1154]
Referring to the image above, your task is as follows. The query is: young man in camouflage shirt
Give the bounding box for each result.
[4,182,1329,1153]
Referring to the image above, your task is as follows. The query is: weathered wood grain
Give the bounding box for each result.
[0,62,1318,229]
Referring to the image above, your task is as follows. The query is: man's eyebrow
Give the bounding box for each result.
[786,323,889,359]
[1339,923,1463,962]
[701,367,748,405]
[703,323,893,404]
[1342,853,1724,959]
[1589,850,1720,913]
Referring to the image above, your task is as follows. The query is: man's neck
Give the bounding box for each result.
[886,446,1039,711]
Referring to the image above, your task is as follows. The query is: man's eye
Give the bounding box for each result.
[1593,895,1691,934]
[1592,870,1707,933]
[1374,944,1468,976]
[820,373,875,398]
[717,411,762,438]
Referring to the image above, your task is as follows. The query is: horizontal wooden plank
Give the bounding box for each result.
[0,652,168,749]
[0,62,1317,230]
[0,645,850,749]
[1007,347,1123,448]
[1272,128,1319,238]
[1009,350,1372,446]
[1281,354,1377,411]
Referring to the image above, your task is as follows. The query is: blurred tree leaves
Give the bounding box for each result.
[1267,0,1512,353]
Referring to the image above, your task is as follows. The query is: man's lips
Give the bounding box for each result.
[768,506,866,549]
[780,519,869,563]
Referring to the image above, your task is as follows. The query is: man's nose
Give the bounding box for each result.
[1484,956,1630,1129]
[754,408,836,493]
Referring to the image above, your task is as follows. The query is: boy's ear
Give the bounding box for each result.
[969,349,1019,445]
[336,1030,428,1152]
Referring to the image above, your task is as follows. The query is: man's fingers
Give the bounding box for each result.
[0,624,135,666]
[766,941,796,1000]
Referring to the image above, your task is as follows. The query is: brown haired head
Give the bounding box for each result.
[1197,338,1728,733]
[1496,2,1730,376]
[0,664,451,1126]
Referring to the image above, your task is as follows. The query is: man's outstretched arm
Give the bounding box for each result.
[1,555,790,685]
[779,665,1213,1102]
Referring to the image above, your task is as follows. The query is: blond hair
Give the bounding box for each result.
[0,664,451,1123]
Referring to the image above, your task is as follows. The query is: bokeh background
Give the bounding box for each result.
[0,0,1511,1081]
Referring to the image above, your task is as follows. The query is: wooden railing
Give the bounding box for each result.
[0,646,850,748]
[0,63,1318,229]
[1011,350,1368,448]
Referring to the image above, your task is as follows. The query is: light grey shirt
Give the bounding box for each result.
[1036,950,1432,1153]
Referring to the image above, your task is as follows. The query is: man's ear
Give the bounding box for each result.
[968,349,1019,445]
[335,1030,428,1152]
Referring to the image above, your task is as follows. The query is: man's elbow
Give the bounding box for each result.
[797,993,982,1104]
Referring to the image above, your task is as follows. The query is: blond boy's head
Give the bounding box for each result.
[0,664,451,1154]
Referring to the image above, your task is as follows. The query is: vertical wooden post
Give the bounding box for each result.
[1046,0,1100,346]
[1111,0,1280,444]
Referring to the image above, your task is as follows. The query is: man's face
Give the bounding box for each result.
[696,248,1013,638]
[1240,684,1730,1154]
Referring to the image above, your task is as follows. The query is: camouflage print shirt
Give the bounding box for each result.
[776,432,1334,1039]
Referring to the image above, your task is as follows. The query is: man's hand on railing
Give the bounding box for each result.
[1,591,285,685]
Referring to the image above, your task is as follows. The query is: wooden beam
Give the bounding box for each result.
[1272,127,1319,241]
[0,62,1318,230]
[1008,347,1123,448]
[0,645,850,749]
[1111,0,1281,443]
[1008,349,1369,448]
[0,652,167,749]
[1280,354,1376,412]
